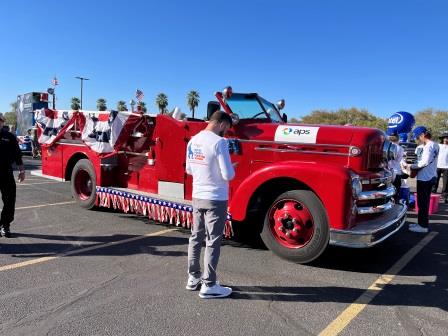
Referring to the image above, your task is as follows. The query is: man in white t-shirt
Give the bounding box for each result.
[434,132,448,201]
[409,126,439,233]
[185,111,236,299]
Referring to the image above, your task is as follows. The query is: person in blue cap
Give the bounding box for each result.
[409,126,439,233]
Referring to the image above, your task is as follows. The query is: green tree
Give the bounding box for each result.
[300,108,387,130]
[4,102,17,126]
[71,97,81,110]
[4,112,16,126]
[414,108,448,139]
[186,90,200,118]
[96,98,107,111]
[155,93,169,114]
[289,117,300,123]
[139,101,147,113]
[117,100,128,111]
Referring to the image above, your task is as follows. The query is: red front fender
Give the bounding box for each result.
[229,162,353,230]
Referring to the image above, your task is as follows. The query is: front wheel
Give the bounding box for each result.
[71,159,97,209]
[260,190,329,263]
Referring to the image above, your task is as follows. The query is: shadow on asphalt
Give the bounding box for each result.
[0,233,188,258]
[230,269,447,311]
[231,226,447,312]
[231,202,448,312]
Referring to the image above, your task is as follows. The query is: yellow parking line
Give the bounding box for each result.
[0,228,177,272]
[318,231,438,336]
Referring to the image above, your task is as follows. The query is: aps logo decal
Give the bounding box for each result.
[275,126,319,143]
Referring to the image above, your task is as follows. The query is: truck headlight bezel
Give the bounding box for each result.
[351,174,362,197]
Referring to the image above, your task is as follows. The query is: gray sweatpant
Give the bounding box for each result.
[187,198,228,286]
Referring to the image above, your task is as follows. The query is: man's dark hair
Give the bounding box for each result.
[209,111,232,126]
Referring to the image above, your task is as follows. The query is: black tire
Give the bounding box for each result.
[260,190,329,263]
[71,159,97,209]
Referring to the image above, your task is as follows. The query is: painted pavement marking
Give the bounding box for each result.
[318,231,438,336]
[0,228,177,272]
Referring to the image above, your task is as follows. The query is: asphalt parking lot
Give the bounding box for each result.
[0,158,447,336]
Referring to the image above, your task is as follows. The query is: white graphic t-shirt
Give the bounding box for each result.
[186,130,235,201]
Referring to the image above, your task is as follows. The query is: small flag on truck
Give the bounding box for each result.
[52,76,59,86]
[135,89,144,102]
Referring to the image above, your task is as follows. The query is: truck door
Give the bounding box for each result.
[154,116,187,183]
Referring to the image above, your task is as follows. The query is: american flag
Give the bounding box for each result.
[135,89,144,102]
[52,77,59,86]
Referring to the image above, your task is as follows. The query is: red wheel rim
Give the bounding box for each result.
[74,169,93,200]
[268,198,315,248]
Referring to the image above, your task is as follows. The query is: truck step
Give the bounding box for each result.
[95,186,233,237]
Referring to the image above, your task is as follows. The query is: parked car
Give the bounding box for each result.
[400,142,417,163]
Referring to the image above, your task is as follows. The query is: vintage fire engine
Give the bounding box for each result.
[34,87,406,263]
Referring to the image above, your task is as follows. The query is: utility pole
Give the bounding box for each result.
[75,76,89,109]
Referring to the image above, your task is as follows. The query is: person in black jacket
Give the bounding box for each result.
[0,114,26,238]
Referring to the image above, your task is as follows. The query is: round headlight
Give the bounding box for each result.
[276,99,285,110]
[223,86,233,100]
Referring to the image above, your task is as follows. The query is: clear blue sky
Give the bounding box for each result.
[1,0,447,120]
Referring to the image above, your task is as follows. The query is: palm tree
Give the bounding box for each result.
[187,90,200,118]
[139,101,147,113]
[155,93,168,114]
[71,97,81,110]
[117,100,128,111]
[96,98,107,111]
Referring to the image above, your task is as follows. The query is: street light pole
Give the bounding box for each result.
[75,76,89,110]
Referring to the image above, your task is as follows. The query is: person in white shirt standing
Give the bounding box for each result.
[185,111,236,299]
[409,126,439,233]
[388,132,405,203]
[434,132,448,202]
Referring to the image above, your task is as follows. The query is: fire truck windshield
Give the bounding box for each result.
[225,93,282,123]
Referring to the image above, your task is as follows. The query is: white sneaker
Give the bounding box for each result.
[186,276,202,291]
[409,224,429,233]
[199,283,232,299]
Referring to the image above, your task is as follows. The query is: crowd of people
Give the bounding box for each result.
[388,126,448,234]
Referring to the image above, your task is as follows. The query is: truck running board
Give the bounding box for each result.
[96,186,233,237]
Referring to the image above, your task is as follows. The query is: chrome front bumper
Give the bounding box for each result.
[329,203,407,248]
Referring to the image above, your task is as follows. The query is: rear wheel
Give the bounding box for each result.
[71,159,97,209]
[260,190,329,263]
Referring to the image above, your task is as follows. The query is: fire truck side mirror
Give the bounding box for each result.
[207,101,221,120]
[282,113,288,123]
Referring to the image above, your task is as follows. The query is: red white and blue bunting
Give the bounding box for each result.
[96,187,233,237]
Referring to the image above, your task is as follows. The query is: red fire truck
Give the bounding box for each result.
[34,87,406,263]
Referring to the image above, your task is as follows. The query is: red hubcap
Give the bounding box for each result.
[268,199,314,248]
[74,169,92,200]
